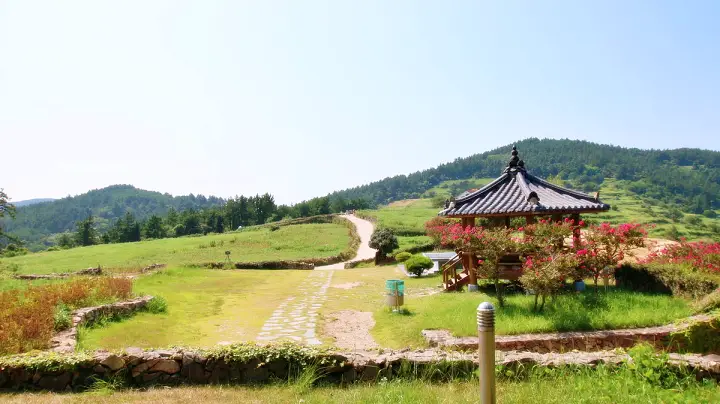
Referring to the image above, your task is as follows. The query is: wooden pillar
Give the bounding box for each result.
[524,215,536,240]
[504,216,510,228]
[571,213,581,249]
[462,217,478,288]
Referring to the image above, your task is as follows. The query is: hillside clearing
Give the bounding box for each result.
[0,223,350,275]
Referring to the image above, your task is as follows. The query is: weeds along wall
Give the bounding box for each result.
[1,343,719,392]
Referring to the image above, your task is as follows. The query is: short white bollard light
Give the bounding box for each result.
[477,301,496,404]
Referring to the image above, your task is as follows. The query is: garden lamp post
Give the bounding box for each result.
[477,301,496,404]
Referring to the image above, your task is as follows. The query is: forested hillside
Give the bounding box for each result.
[329,138,719,214]
[1,185,224,248]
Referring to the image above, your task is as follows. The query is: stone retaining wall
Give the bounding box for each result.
[14,266,103,280]
[422,314,715,353]
[50,296,154,353]
[0,347,718,392]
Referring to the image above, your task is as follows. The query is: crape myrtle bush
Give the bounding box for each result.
[0,277,133,355]
[427,218,648,309]
[616,240,720,299]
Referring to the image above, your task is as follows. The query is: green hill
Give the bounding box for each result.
[330,138,719,216]
[1,185,224,250]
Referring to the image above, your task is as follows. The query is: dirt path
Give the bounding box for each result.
[315,214,375,270]
[323,310,379,350]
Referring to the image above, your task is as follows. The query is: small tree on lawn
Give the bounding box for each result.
[577,222,647,291]
[520,253,579,311]
[405,254,433,277]
[369,228,399,264]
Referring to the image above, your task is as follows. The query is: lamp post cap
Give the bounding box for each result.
[478,301,495,311]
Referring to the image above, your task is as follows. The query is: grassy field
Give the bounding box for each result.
[322,266,692,348]
[78,267,311,350]
[593,179,719,240]
[4,373,718,403]
[0,223,350,275]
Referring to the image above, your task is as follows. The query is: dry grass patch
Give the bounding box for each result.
[0,277,132,355]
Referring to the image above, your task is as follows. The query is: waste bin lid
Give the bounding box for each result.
[385,279,405,293]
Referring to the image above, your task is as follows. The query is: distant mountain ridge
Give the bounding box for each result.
[12,198,56,207]
[1,185,224,250]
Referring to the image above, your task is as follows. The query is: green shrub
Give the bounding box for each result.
[615,263,718,299]
[146,296,168,314]
[395,252,412,262]
[694,289,720,313]
[405,254,434,277]
[669,315,720,354]
[53,304,72,331]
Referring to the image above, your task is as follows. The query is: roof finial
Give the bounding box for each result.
[508,146,520,168]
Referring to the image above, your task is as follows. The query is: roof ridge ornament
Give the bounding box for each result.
[503,146,526,174]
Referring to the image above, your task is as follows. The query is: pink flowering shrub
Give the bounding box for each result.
[577,223,647,290]
[643,240,720,274]
[520,254,579,311]
[426,217,649,306]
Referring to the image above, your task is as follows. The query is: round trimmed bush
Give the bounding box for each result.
[395,252,412,262]
[405,254,434,277]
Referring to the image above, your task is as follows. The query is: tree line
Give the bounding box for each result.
[53,193,370,249]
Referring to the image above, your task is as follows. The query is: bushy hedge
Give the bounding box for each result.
[615,263,718,299]
[395,252,412,262]
[405,254,434,277]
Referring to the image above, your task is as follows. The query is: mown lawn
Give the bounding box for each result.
[0,223,350,275]
[3,374,718,403]
[322,266,692,348]
[78,267,311,350]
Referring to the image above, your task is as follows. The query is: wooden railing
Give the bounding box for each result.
[441,253,463,291]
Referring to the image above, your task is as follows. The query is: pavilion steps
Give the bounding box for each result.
[441,254,468,292]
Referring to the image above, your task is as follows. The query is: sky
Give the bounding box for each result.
[1,1,719,204]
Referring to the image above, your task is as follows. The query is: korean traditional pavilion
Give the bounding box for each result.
[437,146,610,291]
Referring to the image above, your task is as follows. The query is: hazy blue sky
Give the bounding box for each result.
[2,1,719,204]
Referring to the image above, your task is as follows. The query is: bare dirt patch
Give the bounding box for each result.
[331,282,364,290]
[323,310,378,350]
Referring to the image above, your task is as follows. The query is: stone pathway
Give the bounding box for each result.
[256,271,333,345]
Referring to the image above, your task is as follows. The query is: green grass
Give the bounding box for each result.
[0,223,349,275]
[359,199,438,235]
[593,179,719,241]
[3,373,718,403]
[322,267,692,348]
[77,267,311,350]
[397,235,433,251]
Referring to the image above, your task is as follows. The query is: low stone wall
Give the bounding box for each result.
[140,263,166,273]
[205,261,315,270]
[422,314,716,353]
[0,347,718,392]
[14,266,103,280]
[50,296,155,353]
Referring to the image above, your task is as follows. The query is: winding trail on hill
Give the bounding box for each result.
[315,214,376,270]
[255,214,375,345]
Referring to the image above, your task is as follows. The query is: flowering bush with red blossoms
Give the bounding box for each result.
[642,240,720,274]
[520,253,579,311]
[426,217,649,305]
[577,222,648,289]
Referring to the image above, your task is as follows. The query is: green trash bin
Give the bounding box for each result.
[385,279,405,308]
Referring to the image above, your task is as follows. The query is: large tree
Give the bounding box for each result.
[74,215,98,246]
[0,188,16,242]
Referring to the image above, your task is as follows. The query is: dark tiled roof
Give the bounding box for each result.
[439,147,610,217]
